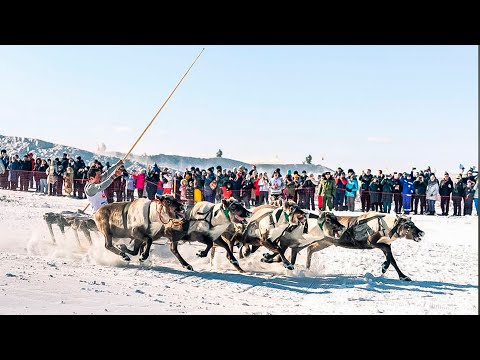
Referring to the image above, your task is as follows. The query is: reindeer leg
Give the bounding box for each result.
[106,233,130,261]
[261,238,294,270]
[197,242,213,258]
[97,221,130,261]
[81,228,93,245]
[119,239,142,256]
[213,237,244,273]
[46,222,56,244]
[290,247,299,265]
[375,243,410,281]
[305,241,331,269]
[72,228,82,247]
[210,246,216,267]
[139,236,153,262]
[58,224,66,242]
[166,241,192,270]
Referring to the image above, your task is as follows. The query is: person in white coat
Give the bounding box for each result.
[426,174,439,215]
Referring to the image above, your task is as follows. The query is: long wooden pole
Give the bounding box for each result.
[81,48,205,213]
[123,47,205,161]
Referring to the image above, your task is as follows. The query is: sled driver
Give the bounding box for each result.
[85,160,124,213]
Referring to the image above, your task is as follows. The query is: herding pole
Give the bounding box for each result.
[81,48,205,213]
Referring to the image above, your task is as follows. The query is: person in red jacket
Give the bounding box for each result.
[334,172,347,211]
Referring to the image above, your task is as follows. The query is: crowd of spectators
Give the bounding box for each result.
[0,149,478,216]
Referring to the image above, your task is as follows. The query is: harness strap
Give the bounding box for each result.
[389,218,401,238]
[191,205,214,229]
[122,202,131,233]
[145,201,152,232]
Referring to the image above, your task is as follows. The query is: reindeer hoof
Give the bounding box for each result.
[196,250,208,258]
[184,264,194,271]
[263,252,272,259]
[382,263,388,273]
[284,264,294,270]
[400,275,412,281]
[120,253,130,262]
[261,257,273,263]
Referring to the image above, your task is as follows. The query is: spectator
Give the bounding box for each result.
[33,158,42,192]
[20,154,32,191]
[269,170,284,204]
[426,174,439,215]
[303,173,316,210]
[186,179,195,209]
[400,172,414,215]
[451,174,465,216]
[475,182,478,215]
[285,174,296,200]
[369,176,382,212]
[257,172,270,205]
[345,171,358,212]
[179,178,188,203]
[413,174,427,215]
[460,168,476,185]
[240,174,253,209]
[0,149,9,189]
[381,175,394,214]
[193,169,204,203]
[392,173,403,214]
[73,156,86,199]
[464,180,475,215]
[64,165,74,197]
[134,169,145,198]
[203,167,216,203]
[439,172,453,216]
[252,171,260,206]
[37,159,48,194]
[54,158,64,196]
[126,170,136,202]
[8,155,20,190]
[46,159,56,195]
[334,172,347,211]
[359,169,373,212]
[319,171,336,211]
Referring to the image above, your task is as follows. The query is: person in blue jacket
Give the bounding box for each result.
[345,169,359,212]
[400,172,415,214]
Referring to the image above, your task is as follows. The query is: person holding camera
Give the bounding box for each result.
[413,174,427,214]
[439,172,453,216]
[451,174,465,216]
[359,169,373,212]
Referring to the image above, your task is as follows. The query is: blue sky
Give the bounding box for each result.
[0,45,477,174]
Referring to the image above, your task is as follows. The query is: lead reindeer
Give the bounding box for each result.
[305,212,425,281]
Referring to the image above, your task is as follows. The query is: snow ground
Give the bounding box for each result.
[0,189,477,314]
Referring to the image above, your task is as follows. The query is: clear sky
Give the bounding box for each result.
[0,45,477,174]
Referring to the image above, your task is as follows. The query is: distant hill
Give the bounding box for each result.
[0,134,333,175]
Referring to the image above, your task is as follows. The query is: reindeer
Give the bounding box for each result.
[94,195,186,262]
[305,212,425,281]
[166,198,250,272]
